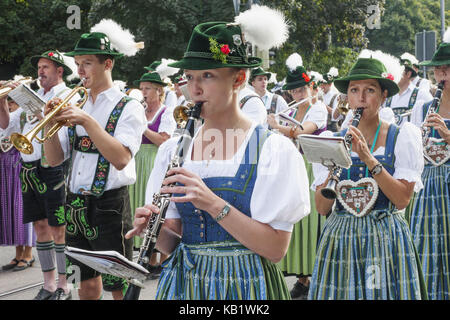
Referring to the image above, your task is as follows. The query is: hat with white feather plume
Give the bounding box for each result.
[322,67,339,83]
[169,5,288,70]
[65,19,144,58]
[282,53,311,90]
[420,27,450,67]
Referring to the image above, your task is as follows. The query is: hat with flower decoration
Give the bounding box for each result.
[30,50,73,76]
[169,5,288,70]
[282,53,312,90]
[65,19,144,58]
[333,57,399,97]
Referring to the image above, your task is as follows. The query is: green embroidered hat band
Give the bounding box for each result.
[65,19,144,58]
[169,5,288,70]
[334,57,400,98]
[30,50,73,76]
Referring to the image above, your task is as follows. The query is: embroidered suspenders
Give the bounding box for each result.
[68,96,131,196]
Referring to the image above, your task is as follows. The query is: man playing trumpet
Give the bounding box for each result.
[0,50,78,300]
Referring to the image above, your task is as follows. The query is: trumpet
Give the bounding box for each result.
[0,77,36,99]
[10,80,88,154]
[320,107,364,199]
[336,94,349,116]
[173,103,194,127]
[273,95,318,117]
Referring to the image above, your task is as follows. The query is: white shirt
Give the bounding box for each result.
[383,82,433,110]
[150,104,176,135]
[412,77,431,93]
[5,82,77,162]
[60,86,146,193]
[323,87,340,122]
[312,122,424,193]
[164,88,177,110]
[145,123,311,232]
[239,87,267,126]
[294,100,328,130]
[260,90,289,114]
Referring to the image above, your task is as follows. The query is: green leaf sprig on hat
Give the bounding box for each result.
[209,38,231,64]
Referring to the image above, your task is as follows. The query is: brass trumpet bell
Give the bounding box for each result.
[10,85,88,154]
[173,104,191,126]
[0,77,34,99]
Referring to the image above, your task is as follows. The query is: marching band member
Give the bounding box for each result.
[250,67,289,116]
[320,67,341,132]
[409,28,450,300]
[129,71,176,279]
[0,97,35,274]
[42,19,146,300]
[309,57,426,300]
[126,5,311,300]
[0,51,78,300]
[267,53,327,299]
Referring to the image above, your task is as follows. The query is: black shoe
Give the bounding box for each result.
[290,281,309,300]
[13,257,35,272]
[146,265,162,280]
[49,288,72,300]
[1,258,20,271]
[33,287,55,300]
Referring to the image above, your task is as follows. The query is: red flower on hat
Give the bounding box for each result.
[382,72,394,81]
[302,73,310,82]
[220,44,230,55]
[48,52,54,57]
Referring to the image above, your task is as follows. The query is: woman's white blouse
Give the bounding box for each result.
[145,123,311,232]
[149,104,176,135]
[302,100,328,130]
[311,122,424,193]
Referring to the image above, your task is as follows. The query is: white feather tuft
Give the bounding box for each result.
[90,19,144,56]
[309,71,324,83]
[268,72,278,84]
[400,52,418,65]
[443,27,450,43]
[60,53,79,81]
[328,67,339,77]
[113,80,127,92]
[155,59,179,79]
[286,53,303,71]
[358,49,403,83]
[234,5,288,50]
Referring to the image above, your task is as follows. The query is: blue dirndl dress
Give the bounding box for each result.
[155,125,290,300]
[409,101,450,300]
[308,123,427,300]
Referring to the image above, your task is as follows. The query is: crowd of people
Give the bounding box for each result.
[0,5,449,301]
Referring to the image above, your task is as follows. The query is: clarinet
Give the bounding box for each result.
[320,107,364,200]
[123,102,203,300]
[422,80,445,146]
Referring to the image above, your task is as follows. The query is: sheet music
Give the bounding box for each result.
[65,246,149,282]
[298,134,352,169]
[8,84,45,115]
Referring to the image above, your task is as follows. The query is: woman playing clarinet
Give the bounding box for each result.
[309,57,428,300]
[126,5,311,300]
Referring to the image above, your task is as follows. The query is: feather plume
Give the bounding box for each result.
[309,71,324,83]
[113,80,127,92]
[444,27,450,43]
[328,67,339,77]
[400,52,418,65]
[234,5,288,50]
[286,53,303,71]
[60,53,79,81]
[90,19,144,56]
[268,72,278,84]
[155,58,179,79]
[359,49,403,83]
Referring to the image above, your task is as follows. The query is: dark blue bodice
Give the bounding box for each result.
[175,125,271,244]
[335,124,400,212]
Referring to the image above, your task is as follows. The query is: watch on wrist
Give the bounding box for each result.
[215,201,231,222]
[369,162,383,176]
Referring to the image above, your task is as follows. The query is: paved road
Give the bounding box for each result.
[0,246,298,300]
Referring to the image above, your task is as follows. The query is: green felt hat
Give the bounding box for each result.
[334,58,399,97]
[30,50,73,76]
[250,67,271,82]
[133,72,167,87]
[419,42,450,67]
[169,21,261,70]
[145,60,162,72]
[65,32,124,58]
[282,65,311,90]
